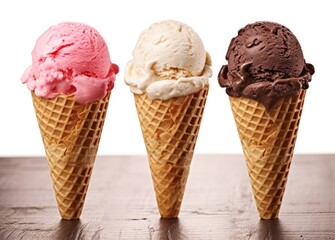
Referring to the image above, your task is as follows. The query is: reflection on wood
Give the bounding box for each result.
[0,155,334,239]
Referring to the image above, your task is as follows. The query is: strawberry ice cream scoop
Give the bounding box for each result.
[22,22,119,104]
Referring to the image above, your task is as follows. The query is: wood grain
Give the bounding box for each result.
[0,155,334,239]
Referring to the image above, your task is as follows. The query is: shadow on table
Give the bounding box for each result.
[154,218,188,240]
[256,218,284,240]
[51,219,101,240]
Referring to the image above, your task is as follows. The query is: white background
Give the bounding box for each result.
[0,0,333,156]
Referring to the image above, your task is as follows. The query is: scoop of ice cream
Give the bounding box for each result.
[22,22,119,104]
[125,20,212,100]
[218,21,314,110]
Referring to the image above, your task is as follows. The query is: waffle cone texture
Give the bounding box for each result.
[134,86,209,218]
[229,90,306,219]
[32,92,111,220]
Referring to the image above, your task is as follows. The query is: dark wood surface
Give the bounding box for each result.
[0,154,334,239]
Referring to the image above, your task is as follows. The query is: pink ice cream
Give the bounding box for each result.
[22,22,119,104]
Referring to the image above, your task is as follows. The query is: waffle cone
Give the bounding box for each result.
[134,86,209,218]
[32,92,111,220]
[229,90,306,219]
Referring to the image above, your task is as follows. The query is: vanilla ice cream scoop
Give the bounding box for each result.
[125,20,212,100]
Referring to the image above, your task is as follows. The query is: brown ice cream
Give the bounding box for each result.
[218,21,314,111]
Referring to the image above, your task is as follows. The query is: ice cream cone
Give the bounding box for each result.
[31,91,111,220]
[134,86,209,218]
[229,90,306,219]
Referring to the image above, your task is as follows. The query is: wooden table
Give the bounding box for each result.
[0,155,334,239]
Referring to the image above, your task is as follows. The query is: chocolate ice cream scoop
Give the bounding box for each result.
[218,21,314,111]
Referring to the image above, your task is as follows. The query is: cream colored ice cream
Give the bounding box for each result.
[125,20,212,100]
